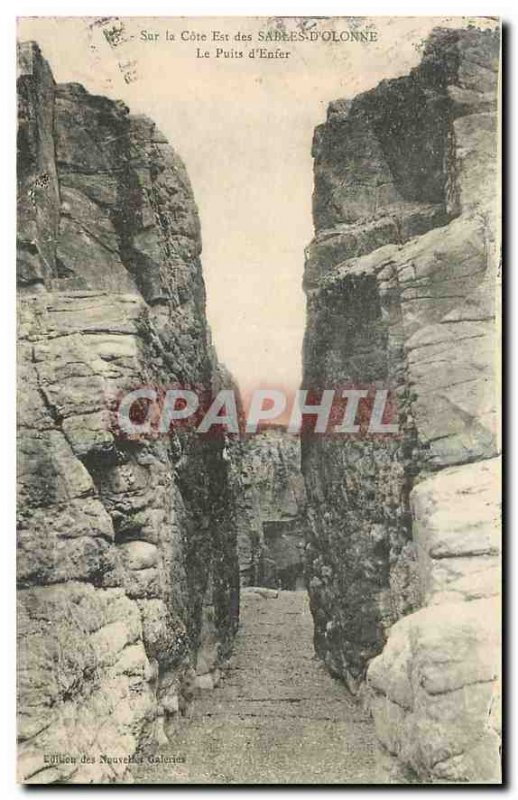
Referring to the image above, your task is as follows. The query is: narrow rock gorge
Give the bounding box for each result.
[302,27,501,782]
[17,24,501,787]
[17,41,240,783]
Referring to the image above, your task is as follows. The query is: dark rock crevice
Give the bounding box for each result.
[234,428,307,590]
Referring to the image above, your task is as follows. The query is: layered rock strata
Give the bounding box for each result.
[302,27,501,782]
[17,42,240,783]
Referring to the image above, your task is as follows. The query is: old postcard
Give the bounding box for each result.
[16,16,501,784]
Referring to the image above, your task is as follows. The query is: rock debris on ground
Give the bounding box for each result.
[134,590,389,784]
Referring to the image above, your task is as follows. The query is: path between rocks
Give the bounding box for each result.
[134,590,388,784]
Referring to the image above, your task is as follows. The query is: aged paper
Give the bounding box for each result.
[17,16,501,784]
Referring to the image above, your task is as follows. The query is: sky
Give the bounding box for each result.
[18,16,495,394]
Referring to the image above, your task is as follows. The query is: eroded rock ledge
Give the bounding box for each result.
[302,27,501,783]
[17,42,240,783]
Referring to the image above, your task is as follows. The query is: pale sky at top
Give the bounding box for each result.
[18,16,494,393]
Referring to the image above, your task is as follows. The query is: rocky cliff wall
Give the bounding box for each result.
[234,428,307,588]
[17,42,240,783]
[302,27,501,782]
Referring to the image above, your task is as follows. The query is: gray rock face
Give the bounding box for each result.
[17,42,239,783]
[302,27,501,782]
[234,428,307,588]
